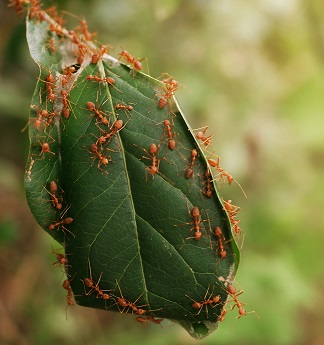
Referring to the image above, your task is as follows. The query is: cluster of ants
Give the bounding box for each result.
[10,0,250,327]
[54,243,253,325]
[52,251,164,325]
[186,282,255,322]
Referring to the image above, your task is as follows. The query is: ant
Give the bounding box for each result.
[51,245,70,269]
[136,316,164,327]
[83,262,115,309]
[115,279,148,315]
[212,226,227,259]
[208,157,247,198]
[162,119,176,150]
[28,0,44,21]
[43,180,63,210]
[186,285,221,317]
[207,157,232,184]
[223,199,241,236]
[96,119,124,147]
[48,211,74,238]
[175,202,208,242]
[32,107,54,131]
[63,273,78,319]
[200,169,213,198]
[115,101,134,117]
[226,285,249,319]
[32,135,55,160]
[61,64,80,87]
[187,206,203,241]
[28,90,55,131]
[135,143,174,184]
[223,199,240,215]
[86,73,121,92]
[60,90,71,118]
[185,149,198,179]
[89,143,112,174]
[46,37,56,54]
[91,45,108,64]
[45,73,56,102]
[152,75,179,110]
[66,28,87,64]
[118,50,146,74]
[79,19,95,41]
[86,74,116,86]
[195,126,213,148]
[85,100,110,126]
[218,308,228,322]
[136,143,161,180]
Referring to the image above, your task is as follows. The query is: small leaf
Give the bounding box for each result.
[23,8,240,339]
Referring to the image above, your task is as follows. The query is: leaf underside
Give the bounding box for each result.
[24,13,240,339]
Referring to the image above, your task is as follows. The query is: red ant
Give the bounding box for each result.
[43,180,63,210]
[66,29,87,64]
[195,126,213,147]
[208,157,247,198]
[79,19,95,41]
[136,316,164,327]
[63,279,74,307]
[186,285,221,317]
[115,102,134,117]
[62,273,78,319]
[85,101,110,126]
[218,308,228,322]
[89,143,112,174]
[46,37,56,53]
[185,149,198,179]
[135,143,173,183]
[212,226,227,259]
[86,74,116,86]
[115,280,150,316]
[32,107,53,131]
[51,245,70,268]
[226,285,250,319]
[32,135,55,159]
[153,76,179,109]
[162,119,176,150]
[175,203,207,242]
[187,206,203,241]
[60,89,71,118]
[207,157,233,184]
[83,264,114,309]
[86,74,121,93]
[28,0,44,21]
[223,199,241,236]
[96,119,124,147]
[136,143,161,180]
[118,50,145,72]
[48,214,74,238]
[91,45,108,64]
[46,73,56,101]
[61,64,79,87]
[201,169,213,198]
[29,91,56,131]
[223,199,240,215]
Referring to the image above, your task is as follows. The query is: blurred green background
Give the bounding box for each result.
[1,0,324,344]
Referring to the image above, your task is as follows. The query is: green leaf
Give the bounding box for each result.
[24,10,240,339]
